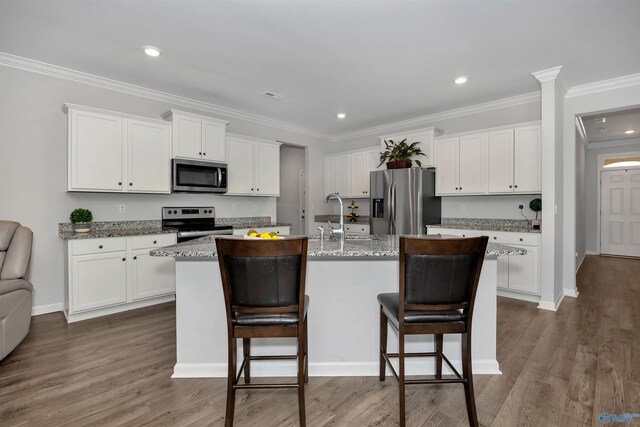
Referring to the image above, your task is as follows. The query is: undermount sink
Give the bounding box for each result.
[309,235,378,241]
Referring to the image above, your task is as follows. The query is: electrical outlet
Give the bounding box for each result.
[118,204,126,214]
[518,204,524,210]
[252,204,257,212]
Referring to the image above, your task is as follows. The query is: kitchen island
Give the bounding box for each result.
[151,235,525,378]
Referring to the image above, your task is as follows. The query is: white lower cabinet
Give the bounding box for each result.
[64,234,176,322]
[426,227,540,301]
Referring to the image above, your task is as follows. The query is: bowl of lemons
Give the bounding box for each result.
[244,229,283,240]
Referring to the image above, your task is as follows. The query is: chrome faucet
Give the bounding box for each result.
[324,193,345,242]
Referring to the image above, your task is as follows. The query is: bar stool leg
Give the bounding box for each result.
[304,317,309,383]
[297,327,306,426]
[398,329,406,427]
[379,306,388,381]
[435,333,443,380]
[242,338,251,384]
[225,338,237,427]
[461,332,479,427]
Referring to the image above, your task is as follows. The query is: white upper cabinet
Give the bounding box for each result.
[164,109,228,162]
[459,133,488,194]
[435,133,487,195]
[324,148,380,198]
[68,108,123,192]
[513,125,542,193]
[66,104,171,193]
[127,119,171,193]
[226,133,281,196]
[487,124,541,194]
[436,122,541,196]
[378,127,442,168]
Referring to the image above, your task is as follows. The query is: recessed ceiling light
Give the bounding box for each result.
[454,75,468,85]
[143,46,162,57]
[337,113,346,119]
[262,91,285,100]
[594,117,606,124]
[625,129,636,135]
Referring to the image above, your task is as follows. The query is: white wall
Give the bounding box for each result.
[0,65,330,312]
[584,139,640,253]
[276,144,305,234]
[442,195,541,219]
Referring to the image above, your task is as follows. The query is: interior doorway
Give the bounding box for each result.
[277,144,307,235]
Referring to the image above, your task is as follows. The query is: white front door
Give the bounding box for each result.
[601,169,640,257]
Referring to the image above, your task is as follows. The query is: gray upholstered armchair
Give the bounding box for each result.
[0,221,33,360]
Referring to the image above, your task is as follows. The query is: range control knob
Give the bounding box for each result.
[173,210,178,214]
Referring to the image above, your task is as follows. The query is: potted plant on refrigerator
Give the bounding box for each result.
[378,139,426,169]
[529,198,541,229]
[70,208,93,233]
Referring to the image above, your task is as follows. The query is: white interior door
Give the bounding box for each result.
[601,169,640,257]
[299,169,306,235]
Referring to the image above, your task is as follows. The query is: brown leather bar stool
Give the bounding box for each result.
[378,236,489,427]
[215,236,309,427]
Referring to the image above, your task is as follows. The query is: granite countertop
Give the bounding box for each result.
[428,218,541,234]
[150,234,526,258]
[58,220,177,240]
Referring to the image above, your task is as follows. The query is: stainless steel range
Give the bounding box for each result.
[162,207,234,243]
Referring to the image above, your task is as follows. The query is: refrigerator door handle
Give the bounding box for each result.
[390,183,396,235]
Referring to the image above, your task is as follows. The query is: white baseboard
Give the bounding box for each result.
[538,292,565,311]
[576,254,586,272]
[172,359,501,379]
[586,250,600,255]
[497,289,540,304]
[564,288,579,298]
[65,294,175,323]
[31,303,63,316]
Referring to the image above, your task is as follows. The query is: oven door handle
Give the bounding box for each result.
[177,230,234,238]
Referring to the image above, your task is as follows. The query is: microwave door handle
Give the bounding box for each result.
[217,168,222,187]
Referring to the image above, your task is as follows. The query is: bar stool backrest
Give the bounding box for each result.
[215,237,309,322]
[399,236,489,320]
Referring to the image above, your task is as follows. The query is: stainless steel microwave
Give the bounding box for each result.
[172,159,228,193]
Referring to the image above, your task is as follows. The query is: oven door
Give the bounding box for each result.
[176,229,234,243]
[172,159,227,193]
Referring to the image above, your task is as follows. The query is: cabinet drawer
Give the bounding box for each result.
[345,224,370,234]
[485,232,539,246]
[72,237,126,255]
[130,234,177,250]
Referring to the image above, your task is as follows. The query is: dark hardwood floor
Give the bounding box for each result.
[1,255,639,426]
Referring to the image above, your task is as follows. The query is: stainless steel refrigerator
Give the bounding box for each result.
[370,168,441,235]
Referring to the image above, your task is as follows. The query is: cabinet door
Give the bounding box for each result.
[337,154,351,197]
[350,151,368,197]
[487,130,514,193]
[226,137,255,195]
[130,249,176,301]
[514,125,541,193]
[435,137,459,195]
[69,109,123,191]
[172,114,202,159]
[254,142,280,196]
[508,245,539,294]
[459,133,488,194]
[408,130,435,167]
[496,256,509,290]
[325,156,340,195]
[202,119,226,162]
[127,119,171,193]
[71,252,127,312]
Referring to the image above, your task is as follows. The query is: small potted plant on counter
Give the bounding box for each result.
[529,198,541,230]
[70,208,93,233]
[378,138,426,169]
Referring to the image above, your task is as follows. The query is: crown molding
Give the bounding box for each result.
[566,72,640,98]
[587,136,640,150]
[333,91,541,142]
[0,52,332,141]
[532,66,569,96]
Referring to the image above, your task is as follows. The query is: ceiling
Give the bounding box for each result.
[581,107,640,144]
[1,0,640,137]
